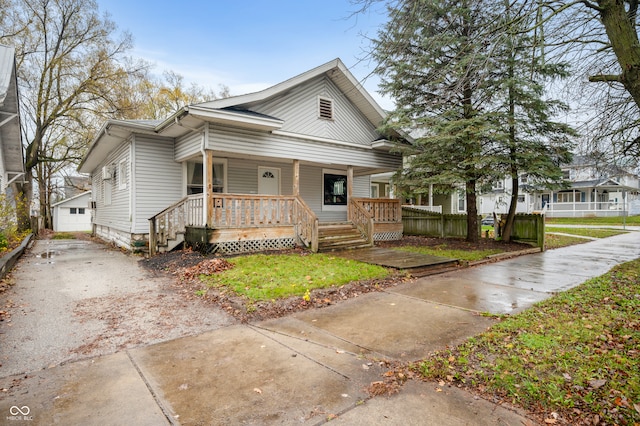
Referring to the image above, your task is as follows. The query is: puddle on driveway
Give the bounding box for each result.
[35,250,58,264]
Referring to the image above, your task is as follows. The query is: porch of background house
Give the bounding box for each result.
[534,187,636,218]
[148,159,403,255]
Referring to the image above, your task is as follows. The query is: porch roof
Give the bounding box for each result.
[0,44,24,179]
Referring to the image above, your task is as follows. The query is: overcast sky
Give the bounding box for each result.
[98,0,393,109]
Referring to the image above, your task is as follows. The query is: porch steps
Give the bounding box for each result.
[158,232,185,253]
[317,222,372,252]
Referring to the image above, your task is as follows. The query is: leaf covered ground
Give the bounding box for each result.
[418,258,640,425]
[140,236,531,322]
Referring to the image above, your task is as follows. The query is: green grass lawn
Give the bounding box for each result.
[199,253,389,301]
[393,244,505,262]
[547,227,629,239]
[544,233,591,249]
[546,215,640,226]
[417,258,640,425]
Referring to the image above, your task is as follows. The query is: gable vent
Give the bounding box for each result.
[318,97,334,120]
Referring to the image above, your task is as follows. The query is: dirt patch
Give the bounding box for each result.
[141,236,533,323]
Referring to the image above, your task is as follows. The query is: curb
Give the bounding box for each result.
[0,233,34,280]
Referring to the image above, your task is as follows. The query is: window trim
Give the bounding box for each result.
[322,168,347,211]
[118,159,128,190]
[185,158,228,195]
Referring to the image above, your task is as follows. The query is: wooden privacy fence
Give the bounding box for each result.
[402,207,481,238]
[500,214,545,249]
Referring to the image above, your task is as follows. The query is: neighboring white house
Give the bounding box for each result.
[52,191,92,232]
[0,44,24,205]
[401,155,640,218]
[78,59,405,253]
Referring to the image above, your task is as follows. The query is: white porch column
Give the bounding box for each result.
[205,151,213,227]
[292,160,300,196]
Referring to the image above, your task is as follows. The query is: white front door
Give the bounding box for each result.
[258,167,281,195]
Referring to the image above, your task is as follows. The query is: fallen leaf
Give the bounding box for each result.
[562,373,572,381]
[544,419,557,424]
[588,379,606,389]
[634,402,640,415]
[253,388,262,394]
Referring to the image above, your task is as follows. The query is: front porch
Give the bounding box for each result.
[533,184,638,218]
[149,193,402,255]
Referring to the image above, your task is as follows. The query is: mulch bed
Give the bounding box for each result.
[140,236,533,323]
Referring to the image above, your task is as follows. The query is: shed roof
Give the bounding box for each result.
[51,190,91,208]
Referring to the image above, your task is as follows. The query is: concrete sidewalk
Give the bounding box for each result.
[1,232,638,425]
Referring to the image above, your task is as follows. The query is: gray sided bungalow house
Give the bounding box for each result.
[78,59,404,254]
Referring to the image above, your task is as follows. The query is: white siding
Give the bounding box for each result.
[133,135,183,234]
[92,140,131,233]
[175,130,202,161]
[53,192,92,232]
[227,158,293,195]
[251,75,379,146]
[207,124,401,170]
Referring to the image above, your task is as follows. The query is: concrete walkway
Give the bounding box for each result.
[1,232,639,425]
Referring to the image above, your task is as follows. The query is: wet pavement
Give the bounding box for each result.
[0,231,638,425]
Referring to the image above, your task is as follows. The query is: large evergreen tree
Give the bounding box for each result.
[489,1,575,241]
[372,0,503,242]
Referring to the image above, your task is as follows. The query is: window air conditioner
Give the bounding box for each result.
[102,165,113,180]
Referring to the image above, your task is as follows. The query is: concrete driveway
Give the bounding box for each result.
[0,238,234,377]
[0,232,639,425]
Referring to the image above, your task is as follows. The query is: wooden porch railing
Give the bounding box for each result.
[149,193,319,255]
[353,198,402,223]
[148,194,203,256]
[349,198,374,246]
[293,195,319,252]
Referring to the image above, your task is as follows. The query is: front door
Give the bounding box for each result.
[258,167,281,195]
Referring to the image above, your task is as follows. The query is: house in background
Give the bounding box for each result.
[78,59,404,254]
[529,157,639,218]
[400,155,640,219]
[0,45,24,208]
[52,191,92,232]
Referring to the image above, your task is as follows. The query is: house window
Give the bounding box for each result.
[118,159,128,190]
[70,208,77,214]
[187,160,226,194]
[103,179,112,206]
[517,194,525,203]
[78,208,85,214]
[492,180,504,190]
[457,191,466,212]
[558,192,581,203]
[323,171,347,208]
[318,97,334,120]
[371,185,379,198]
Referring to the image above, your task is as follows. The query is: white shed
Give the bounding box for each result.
[52,191,92,232]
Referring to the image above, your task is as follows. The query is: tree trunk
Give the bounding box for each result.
[465,179,479,243]
[595,1,640,109]
[501,174,519,242]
